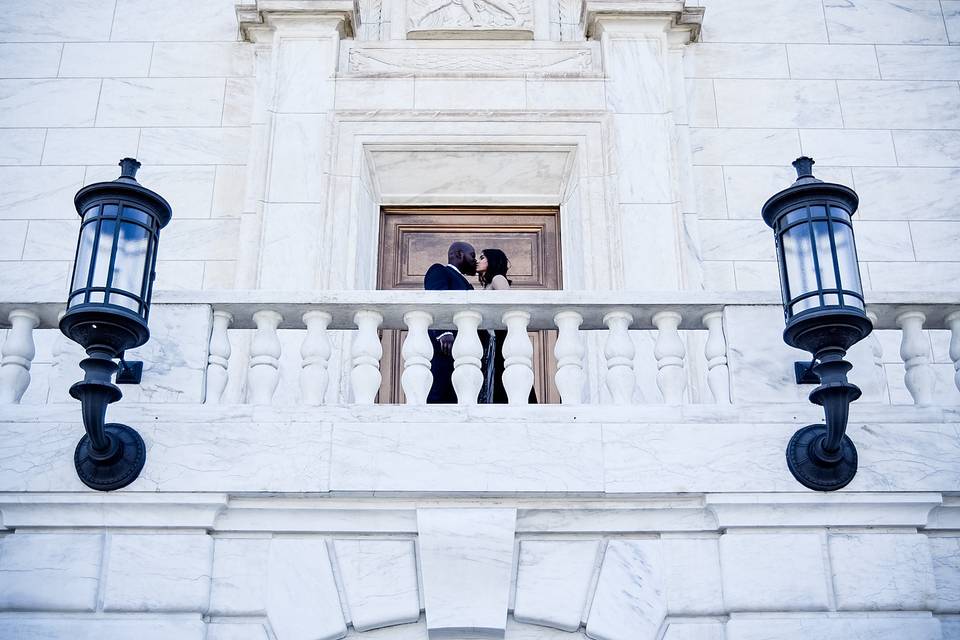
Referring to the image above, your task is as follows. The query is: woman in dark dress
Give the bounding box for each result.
[476,249,537,404]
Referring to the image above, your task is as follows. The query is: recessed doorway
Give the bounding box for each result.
[377,206,562,404]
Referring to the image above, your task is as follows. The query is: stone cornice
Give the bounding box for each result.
[236,0,359,41]
[581,0,705,41]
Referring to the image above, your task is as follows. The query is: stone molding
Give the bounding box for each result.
[581,0,705,41]
[237,0,360,40]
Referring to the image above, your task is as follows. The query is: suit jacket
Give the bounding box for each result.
[424,263,473,404]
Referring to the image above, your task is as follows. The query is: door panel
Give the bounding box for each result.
[378,206,562,404]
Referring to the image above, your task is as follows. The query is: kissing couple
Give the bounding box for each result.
[423,241,537,405]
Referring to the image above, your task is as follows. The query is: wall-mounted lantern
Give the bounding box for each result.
[59,158,172,491]
[762,157,873,491]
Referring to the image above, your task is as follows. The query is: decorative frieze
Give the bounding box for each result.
[407,0,534,39]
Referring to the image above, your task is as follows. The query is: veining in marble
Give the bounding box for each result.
[586,540,666,640]
[417,508,516,638]
[512,540,600,631]
[334,539,421,632]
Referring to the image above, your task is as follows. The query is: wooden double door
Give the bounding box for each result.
[377,206,562,404]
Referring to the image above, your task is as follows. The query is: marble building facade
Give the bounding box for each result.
[0,0,960,639]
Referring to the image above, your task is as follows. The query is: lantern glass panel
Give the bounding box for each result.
[782,222,817,307]
[832,217,864,296]
[122,206,152,226]
[784,207,808,225]
[110,293,141,312]
[70,220,97,299]
[812,218,838,300]
[111,220,149,299]
[90,207,119,289]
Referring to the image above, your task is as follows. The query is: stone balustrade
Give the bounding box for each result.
[1,290,958,407]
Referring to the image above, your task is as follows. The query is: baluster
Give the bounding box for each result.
[248,310,283,405]
[0,309,40,404]
[502,310,534,405]
[701,311,729,404]
[451,310,483,405]
[205,310,233,404]
[351,310,383,404]
[947,311,960,394]
[603,311,635,405]
[401,310,433,405]
[301,310,332,406]
[654,311,686,404]
[896,310,935,406]
[554,311,585,405]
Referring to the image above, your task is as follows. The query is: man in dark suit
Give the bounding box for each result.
[424,241,477,403]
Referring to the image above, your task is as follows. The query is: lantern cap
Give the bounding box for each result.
[791,156,821,186]
[761,156,858,228]
[73,157,172,229]
[117,157,141,183]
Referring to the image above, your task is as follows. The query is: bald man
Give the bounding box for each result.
[424,242,477,404]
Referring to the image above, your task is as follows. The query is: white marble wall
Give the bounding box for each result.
[690,0,960,295]
[0,492,957,640]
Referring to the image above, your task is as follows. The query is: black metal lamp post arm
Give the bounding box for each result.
[808,347,861,461]
[785,347,862,492]
[69,352,145,491]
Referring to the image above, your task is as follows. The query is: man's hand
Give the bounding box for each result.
[438,333,454,356]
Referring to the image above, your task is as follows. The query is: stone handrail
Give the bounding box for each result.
[0,290,958,407]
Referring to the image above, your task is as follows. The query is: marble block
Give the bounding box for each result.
[512,540,600,631]
[838,81,960,129]
[267,538,346,640]
[209,537,271,615]
[118,304,211,403]
[207,623,271,640]
[685,43,789,79]
[931,536,960,612]
[662,623,725,640]
[823,0,948,44]
[111,0,240,42]
[0,43,61,78]
[334,539,421,632]
[661,537,724,615]
[725,615,942,640]
[151,42,254,78]
[699,0,828,43]
[855,168,960,221]
[586,540,666,640]
[786,44,880,80]
[138,127,250,165]
[330,422,603,493]
[0,79,100,127]
[0,165,84,220]
[103,532,212,612]
[417,508,516,639]
[893,130,960,167]
[877,45,960,81]
[714,79,843,128]
[829,533,936,610]
[97,78,226,128]
[59,42,152,77]
[43,128,141,166]
[0,532,102,611]
[0,0,114,41]
[690,128,801,166]
[0,617,206,640]
[719,532,830,611]
[947,1,960,43]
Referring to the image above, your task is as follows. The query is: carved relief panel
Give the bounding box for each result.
[407,0,534,39]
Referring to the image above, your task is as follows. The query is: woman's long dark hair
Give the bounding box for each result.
[478,248,512,287]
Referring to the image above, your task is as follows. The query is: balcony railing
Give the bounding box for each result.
[1,290,958,407]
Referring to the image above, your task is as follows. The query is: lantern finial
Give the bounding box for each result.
[118,157,141,183]
[791,156,821,186]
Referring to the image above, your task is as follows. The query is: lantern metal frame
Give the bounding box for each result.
[59,158,172,492]
[762,157,873,492]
